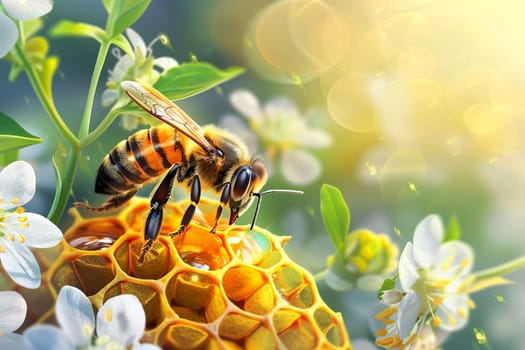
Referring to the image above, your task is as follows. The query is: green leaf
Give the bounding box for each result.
[153,62,245,100]
[49,20,106,43]
[0,113,42,152]
[0,150,19,167]
[104,0,152,38]
[110,33,134,58]
[377,274,398,300]
[21,18,43,39]
[320,184,350,258]
[444,215,461,241]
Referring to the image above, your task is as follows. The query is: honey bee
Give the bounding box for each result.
[76,81,301,264]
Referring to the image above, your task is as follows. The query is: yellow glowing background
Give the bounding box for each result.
[2,0,525,349]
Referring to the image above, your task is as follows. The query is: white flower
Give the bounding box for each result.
[24,286,160,350]
[0,291,33,349]
[102,28,178,112]
[0,161,62,288]
[0,0,52,57]
[374,214,474,349]
[221,89,331,185]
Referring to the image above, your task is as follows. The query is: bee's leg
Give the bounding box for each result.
[138,164,180,265]
[210,183,231,233]
[74,189,138,212]
[169,175,201,237]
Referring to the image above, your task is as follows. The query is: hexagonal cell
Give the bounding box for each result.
[174,225,231,270]
[126,199,184,234]
[72,254,115,296]
[65,217,126,251]
[227,228,273,264]
[168,271,222,323]
[159,322,211,350]
[245,325,278,350]
[312,306,347,347]
[218,313,260,341]
[104,281,164,329]
[222,265,267,304]
[272,265,316,308]
[114,234,173,279]
[244,284,277,316]
[278,314,319,350]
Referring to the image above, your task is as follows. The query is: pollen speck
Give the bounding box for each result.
[10,197,19,205]
[18,234,26,244]
[104,308,113,323]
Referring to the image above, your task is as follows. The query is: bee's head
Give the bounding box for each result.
[228,159,267,225]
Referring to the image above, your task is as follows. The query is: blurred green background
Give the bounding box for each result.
[2,1,525,349]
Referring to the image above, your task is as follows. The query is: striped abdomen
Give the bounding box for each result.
[95,125,183,194]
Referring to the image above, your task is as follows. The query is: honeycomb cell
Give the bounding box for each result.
[160,323,210,350]
[245,325,278,350]
[168,271,220,323]
[65,217,125,250]
[227,228,273,264]
[279,316,318,350]
[273,265,303,293]
[114,234,173,279]
[174,225,231,270]
[72,254,115,296]
[222,265,266,302]
[244,283,276,315]
[105,281,164,329]
[218,313,260,341]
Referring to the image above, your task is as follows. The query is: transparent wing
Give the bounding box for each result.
[121,81,214,153]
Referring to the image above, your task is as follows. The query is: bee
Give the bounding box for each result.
[76,81,301,265]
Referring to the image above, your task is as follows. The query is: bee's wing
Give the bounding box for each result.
[121,81,215,153]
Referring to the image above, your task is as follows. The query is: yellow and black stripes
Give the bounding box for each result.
[95,125,183,195]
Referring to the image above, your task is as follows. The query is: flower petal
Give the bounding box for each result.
[126,28,147,55]
[280,149,321,185]
[435,294,470,331]
[229,90,263,121]
[0,291,27,333]
[0,13,18,58]
[55,286,95,346]
[153,56,178,73]
[6,212,62,248]
[398,242,419,291]
[96,294,145,346]
[133,342,162,350]
[24,325,74,350]
[0,161,36,210]
[3,0,53,20]
[396,290,421,339]
[412,214,444,269]
[0,333,34,350]
[0,239,40,288]
[299,129,332,148]
[264,96,299,121]
[432,241,474,280]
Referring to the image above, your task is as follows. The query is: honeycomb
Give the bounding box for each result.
[2,197,352,349]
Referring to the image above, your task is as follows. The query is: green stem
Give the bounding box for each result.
[314,268,329,282]
[78,41,111,139]
[13,25,77,147]
[472,255,525,282]
[48,146,80,223]
[14,22,81,224]
[81,107,126,147]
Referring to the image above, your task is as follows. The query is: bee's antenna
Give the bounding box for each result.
[250,189,304,230]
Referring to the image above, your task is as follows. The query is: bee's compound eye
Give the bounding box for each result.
[215,148,224,158]
[231,167,252,201]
